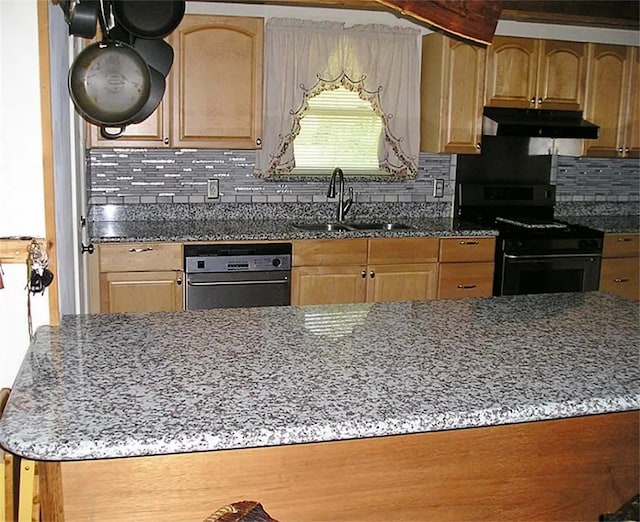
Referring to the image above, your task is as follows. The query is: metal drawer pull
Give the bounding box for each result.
[614,278,630,283]
[617,237,632,242]
[188,279,288,287]
[129,247,154,253]
[459,240,479,245]
[457,284,477,289]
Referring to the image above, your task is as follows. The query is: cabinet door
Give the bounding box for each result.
[420,34,485,154]
[437,262,494,299]
[170,15,263,149]
[599,257,639,301]
[367,264,438,303]
[291,266,366,306]
[584,44,632,158]
[100,271,184,313]
[536,40,586,110]
[485,37,538,108]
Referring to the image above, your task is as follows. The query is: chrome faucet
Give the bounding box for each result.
[327,167,353,222]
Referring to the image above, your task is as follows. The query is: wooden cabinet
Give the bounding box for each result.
[291,238,439,306]
[93,243,184,313]
[584,44,638,158]
[88,15,263,149]
[437,237,495,299]
[170,15,263,149]
[420,33,485,154]
[485,37,587,111]
[599,233,639,301]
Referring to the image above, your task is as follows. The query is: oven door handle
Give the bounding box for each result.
[187,278,289,287]
[504,253,601,260]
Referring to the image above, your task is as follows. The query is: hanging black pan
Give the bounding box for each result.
[111,0,185,39]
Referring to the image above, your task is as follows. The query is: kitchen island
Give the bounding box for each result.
[0,292,638,521]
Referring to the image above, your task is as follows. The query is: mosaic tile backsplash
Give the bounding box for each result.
[88,148,639,207]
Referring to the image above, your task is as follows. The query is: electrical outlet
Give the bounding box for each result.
[207,179,219,199]
[433,179,445,198]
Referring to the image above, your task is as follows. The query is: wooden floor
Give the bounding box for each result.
[39,411,639,522]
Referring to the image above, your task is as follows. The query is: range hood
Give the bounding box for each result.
[483,107,600,139]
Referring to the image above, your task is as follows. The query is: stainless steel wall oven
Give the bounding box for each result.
[184,243,291,310]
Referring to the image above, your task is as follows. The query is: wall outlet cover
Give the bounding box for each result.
[433,179,445,198]
[207,179,219,199]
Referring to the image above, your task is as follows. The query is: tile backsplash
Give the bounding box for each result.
[88,149,455,205]
[88,148,639,207]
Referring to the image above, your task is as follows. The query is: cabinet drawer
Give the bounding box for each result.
[368,238,439,264]
[293,239,368,267]
[603,233,640,258]
[99,243,183,272]
[599,257,640,301]
[439,237,496,263]
[438,262,494,299]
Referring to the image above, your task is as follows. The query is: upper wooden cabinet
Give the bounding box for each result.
[420,33,486,154]
[583,44,638,158]
[88,15,264,149]
[170,15,263,149]
[485,36,587,111]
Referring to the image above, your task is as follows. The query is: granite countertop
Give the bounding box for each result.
[89,217,497,243]
[0,292,638,461]
[561,214,640,234]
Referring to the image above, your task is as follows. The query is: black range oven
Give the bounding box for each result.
[456,183,604,296]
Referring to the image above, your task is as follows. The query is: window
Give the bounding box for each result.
[292,87,383,176]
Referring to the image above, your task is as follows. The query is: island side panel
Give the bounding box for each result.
[43,411,639,522]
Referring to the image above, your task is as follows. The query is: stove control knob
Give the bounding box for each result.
[272,258,282,268]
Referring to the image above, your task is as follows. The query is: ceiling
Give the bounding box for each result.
[203,0,640,30]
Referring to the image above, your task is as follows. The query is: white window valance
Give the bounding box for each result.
[254,18,421,178]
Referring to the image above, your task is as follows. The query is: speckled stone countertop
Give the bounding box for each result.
[562,214,640,234]
[89,217,495,243]
[1,292,638,461]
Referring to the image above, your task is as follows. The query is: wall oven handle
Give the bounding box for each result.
[504,253,600,260]
[187,278,289,287]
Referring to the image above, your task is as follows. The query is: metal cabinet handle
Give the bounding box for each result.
[475,143,481,150]
[538,97,543,104]
[530,97,536,104]
[176,277,182,286]
[163,137,169,145]
[618,147,624,153]
[625,147,630,153]
[459,240,479,245]
[457,284,477,289]
[370,271,375,278]
[256,137,262,146]
[128,247,154,253]
[361,270,366,278]
[614,278,630,283]
[617,237,632,242]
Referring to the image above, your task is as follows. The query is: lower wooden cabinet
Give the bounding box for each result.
[437,237,496,299]
[91,243,184,313]
[100,271,184,313]
[291,238,439,306]
[599,233,639,301]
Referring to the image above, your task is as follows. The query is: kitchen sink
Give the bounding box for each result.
[345,222,414,230]
[292,222,352,231]
[292,221,414,231]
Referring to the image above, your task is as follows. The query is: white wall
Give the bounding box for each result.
[0,0,49,388]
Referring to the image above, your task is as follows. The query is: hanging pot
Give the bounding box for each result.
[68,39,151,128]
[59,0,99,39]
[99,64,166,139]
[133,38,174,78]
[111,0,185,39]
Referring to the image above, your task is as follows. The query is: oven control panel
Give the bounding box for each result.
[186,254,291,273]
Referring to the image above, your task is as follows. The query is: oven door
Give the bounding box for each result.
[497,253,602,296]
